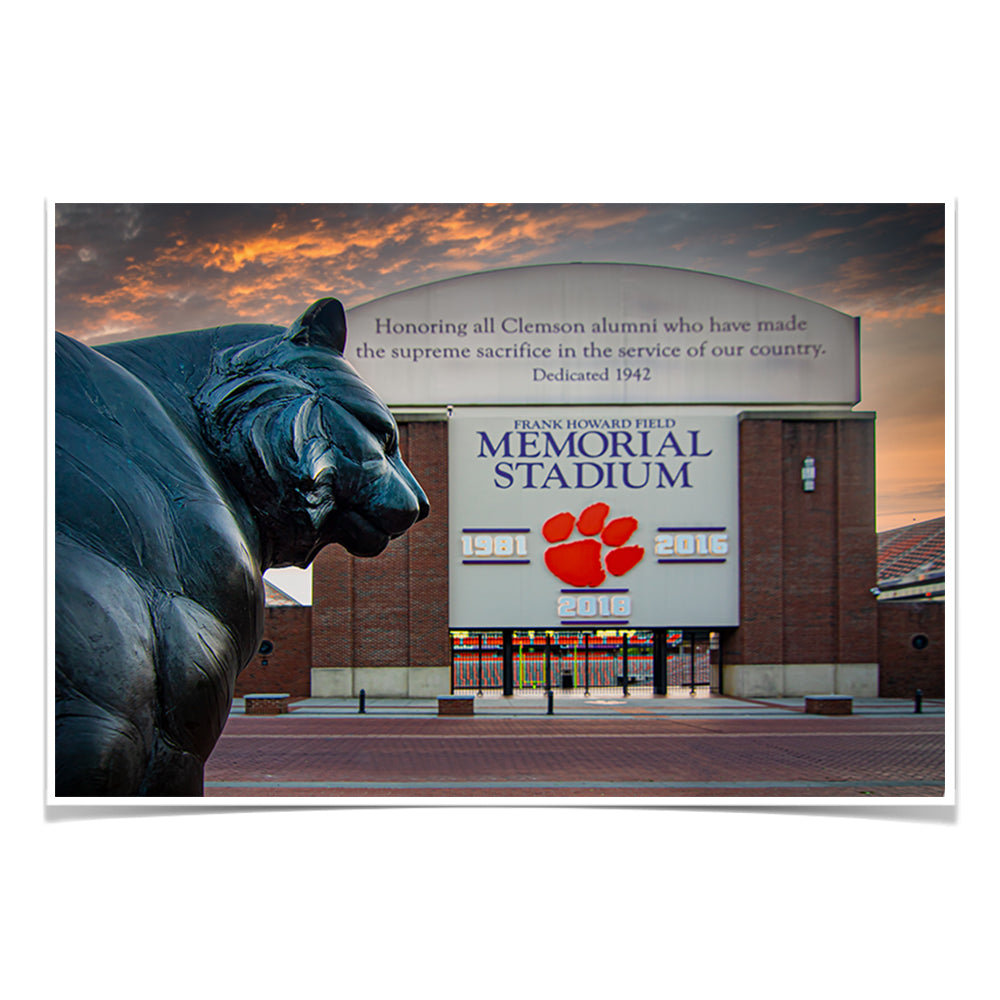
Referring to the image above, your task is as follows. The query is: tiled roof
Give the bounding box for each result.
[878,516,945,584]
[264,579,301,606]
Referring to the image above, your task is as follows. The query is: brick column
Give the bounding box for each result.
[405,420,449,668]
[780,419,837,663]
[309,415,450,697]
[835,418,878,664]
[723,412,877,697]
[310,543,354,671]
[729,417,784,665]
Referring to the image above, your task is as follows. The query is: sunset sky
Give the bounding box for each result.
[54,202,946,548]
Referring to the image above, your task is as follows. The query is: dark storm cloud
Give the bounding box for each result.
[595,203,944,313]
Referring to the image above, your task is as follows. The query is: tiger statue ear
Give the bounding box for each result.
[285,297,347,354]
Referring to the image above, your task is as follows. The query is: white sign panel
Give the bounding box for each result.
[448,408,739,628]
[347,263,859,406]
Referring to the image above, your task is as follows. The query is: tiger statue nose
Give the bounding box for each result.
[415,487,430,523]
[400,477,430,531]
[376,458,429,536]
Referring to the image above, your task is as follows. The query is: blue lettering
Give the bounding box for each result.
[540,464,570,489]
[689,430,713,456]
[515,462,545,488]
[518,431,540,458]
[621,462,651,488]
[656,462,693,488]
[541,431,577,457]
[578,431,609,458]
[493,462,514,488]
[656,432,686,458]
[478,431,513,458]
[575,462,604,488]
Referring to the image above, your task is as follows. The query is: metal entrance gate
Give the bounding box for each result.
[664,631,718,697]
[451,631,504,691]
[451,629,720,696]
[509,631,655,696]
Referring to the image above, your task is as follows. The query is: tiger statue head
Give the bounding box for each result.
[194,297,428,568]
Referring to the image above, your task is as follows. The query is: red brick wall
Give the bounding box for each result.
[781,420,838,661]
[235,605,313,697]
[729,419,784,663]
[406,420,450,666]
[877,601,945,697]
[724,415,877,667]
[311,418,450,671]
[835,418,879,661]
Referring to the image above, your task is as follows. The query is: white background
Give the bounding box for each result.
[13,4,987,999]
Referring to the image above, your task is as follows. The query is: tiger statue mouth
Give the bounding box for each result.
[330,507,409,559]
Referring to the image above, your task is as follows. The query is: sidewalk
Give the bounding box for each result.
[212,695,947,797]
[231,693,944,719]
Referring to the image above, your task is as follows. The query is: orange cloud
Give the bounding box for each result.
[790,253,946,323]
[865,294,945,323]
[806,227,852,242]
[119,204,646,295]
[747,226,851,258]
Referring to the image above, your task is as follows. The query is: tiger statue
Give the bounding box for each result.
[55,298,428,795]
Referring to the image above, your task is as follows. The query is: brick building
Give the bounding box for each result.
[245,264,942,700]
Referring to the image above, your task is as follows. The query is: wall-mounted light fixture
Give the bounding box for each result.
[801,456,816,492]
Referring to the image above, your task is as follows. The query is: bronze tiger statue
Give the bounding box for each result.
[55,298,428,795]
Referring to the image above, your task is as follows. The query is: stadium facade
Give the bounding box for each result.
[241,263,943,700]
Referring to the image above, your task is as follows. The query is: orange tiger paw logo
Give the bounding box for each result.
[542,502,645,587]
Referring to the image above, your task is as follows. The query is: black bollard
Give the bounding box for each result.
[914,688,923,714]
[359,688,366,714]
[547,690,554,715]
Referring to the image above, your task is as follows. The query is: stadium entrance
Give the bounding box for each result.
[451,629,720,697]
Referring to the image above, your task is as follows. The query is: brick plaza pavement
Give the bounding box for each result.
[204,698,946,797]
